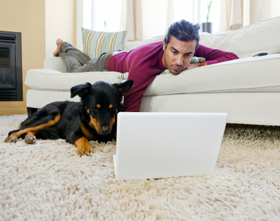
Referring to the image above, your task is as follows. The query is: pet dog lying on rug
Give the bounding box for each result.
[4,80,133,156]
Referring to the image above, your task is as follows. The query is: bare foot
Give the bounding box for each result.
[53,38,64,57]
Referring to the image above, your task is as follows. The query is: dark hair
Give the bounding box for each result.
[164,20,200,51]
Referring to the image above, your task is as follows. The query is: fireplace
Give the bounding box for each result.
[0,31,22,101]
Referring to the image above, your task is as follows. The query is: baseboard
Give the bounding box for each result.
[0,108,27,116]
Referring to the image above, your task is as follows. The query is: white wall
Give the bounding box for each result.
[76,0,92,51]
[45,0,76,58]
[271,0,280,18]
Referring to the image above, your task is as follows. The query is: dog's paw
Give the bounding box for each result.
[24,132,36,144]
[76,145,93,156]
[75,137,93,156]
[4,134,18,143]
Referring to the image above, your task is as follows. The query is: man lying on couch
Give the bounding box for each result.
[53,20,239,112]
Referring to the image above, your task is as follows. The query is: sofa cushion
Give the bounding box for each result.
[27,55,280,95]
[125,35,164,51]
[124,17,280,58]
[199,16,280,58]
[144,54,280,96]
[82,28,127,59]
[25,69,122,90]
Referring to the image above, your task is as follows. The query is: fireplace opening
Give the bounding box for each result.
[0,31,22,101]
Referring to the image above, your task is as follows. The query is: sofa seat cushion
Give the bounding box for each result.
[26,55,280,96]
[25,69,122,90]
[144,54,280,96]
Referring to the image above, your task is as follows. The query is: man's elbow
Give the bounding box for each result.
[227,52,239,60]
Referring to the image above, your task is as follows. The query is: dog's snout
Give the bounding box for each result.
[101,126,110,134]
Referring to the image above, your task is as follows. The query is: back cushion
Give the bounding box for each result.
[199,16,280,58]
[124,16,280,58]
[124,35,164,51]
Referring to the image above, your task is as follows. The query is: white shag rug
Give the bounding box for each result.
[0,114,280,221]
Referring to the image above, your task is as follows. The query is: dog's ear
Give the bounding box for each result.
[113,80,134,96]
[70,82,92,98]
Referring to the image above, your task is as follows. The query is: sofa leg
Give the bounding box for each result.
[27,107,38,117]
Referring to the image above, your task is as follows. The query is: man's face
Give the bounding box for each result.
[162,36,197,75]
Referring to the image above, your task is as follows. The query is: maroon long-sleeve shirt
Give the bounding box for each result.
[107,41,239,112]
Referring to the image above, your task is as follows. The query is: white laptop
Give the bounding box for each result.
[114,112,227,180]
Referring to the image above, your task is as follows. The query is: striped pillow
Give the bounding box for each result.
[81,28,127,59]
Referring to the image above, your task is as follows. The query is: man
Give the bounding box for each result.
[54,20,239,112]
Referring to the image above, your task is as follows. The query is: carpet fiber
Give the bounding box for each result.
[1,114,280,221]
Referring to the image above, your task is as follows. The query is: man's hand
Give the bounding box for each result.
[186,63,201,70]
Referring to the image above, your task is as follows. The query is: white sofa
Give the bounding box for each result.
[25,17,280,126]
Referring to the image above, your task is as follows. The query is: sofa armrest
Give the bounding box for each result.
[43,57,67,73]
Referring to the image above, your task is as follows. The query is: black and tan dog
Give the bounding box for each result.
[4,80,133,156]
